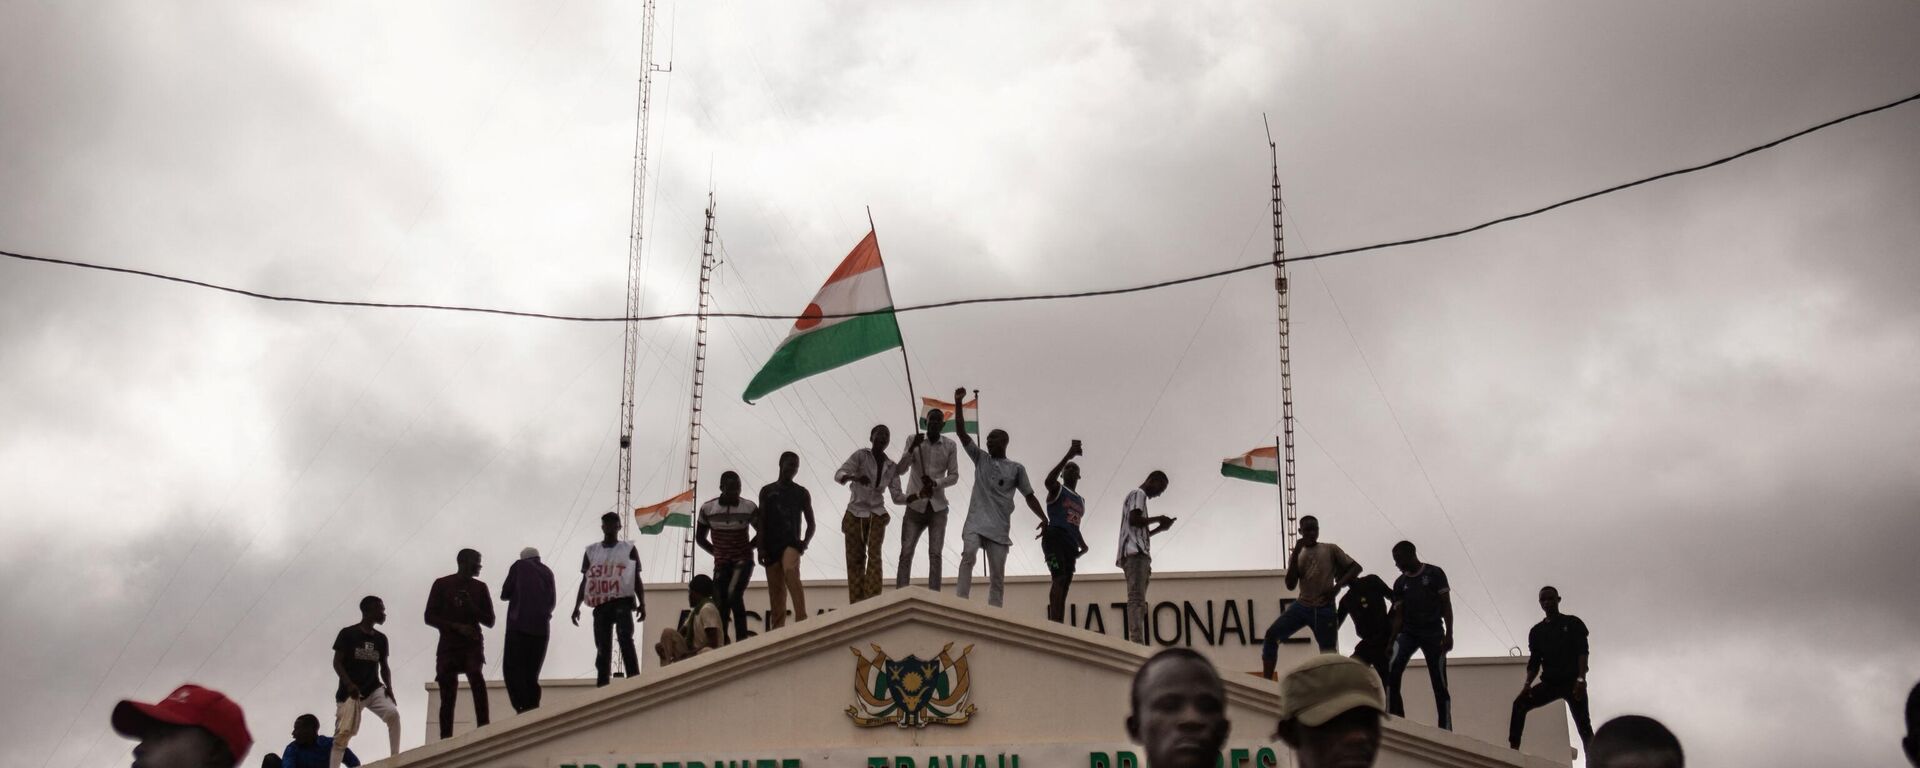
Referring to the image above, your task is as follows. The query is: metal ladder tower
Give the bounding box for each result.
[1265,117,1300,558]
[680,194,716,582]
[614,0,668,535]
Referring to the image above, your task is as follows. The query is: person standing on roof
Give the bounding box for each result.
[499,547,554,713]
[571,512,644,687]
[1040,440,1089,623]
[951,386,1045,608]
[328,596,398,767]
[1384,540,1454,731]
[1510,585,1593,752]
[696,470,757,641]
[897,406,960,591]
[1262,515,1362,679]
[836,424,905,604]
[756,451,816,628]
[425,549,494,739]
[1337,574,1395,685]
[1117,470,1174,644]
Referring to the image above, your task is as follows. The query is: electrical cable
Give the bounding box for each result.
[6,87,1915,325]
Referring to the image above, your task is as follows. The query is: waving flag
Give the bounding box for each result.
[917,396,980,435]
[743,230,903,403]
[634,489,695,535]
[1220,446,1279,484]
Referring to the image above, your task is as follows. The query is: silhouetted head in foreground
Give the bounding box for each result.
[1273,655,1386,768]
[113,684,251,768]
[1589,715,1683,768]
[1128,648,1230,768]
[1904,679,1920,767]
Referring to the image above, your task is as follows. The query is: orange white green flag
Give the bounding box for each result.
[1220,446,1280,484]
[918,395,980,434]
[743,230,903,403]
[634,488,695,535]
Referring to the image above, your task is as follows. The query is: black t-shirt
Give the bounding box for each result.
[1391,564,1451,634]
[1528,614,1590,683]
[1339,575,1393,645]
[331,625,389,702]
[756,481,809,554]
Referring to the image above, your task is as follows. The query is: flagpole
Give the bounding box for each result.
[868,206,921,425]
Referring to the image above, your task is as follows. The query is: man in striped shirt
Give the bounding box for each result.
[836,425,906,603]
[696,470,757,641]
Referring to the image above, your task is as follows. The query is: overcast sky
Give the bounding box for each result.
[3,2,1918,767]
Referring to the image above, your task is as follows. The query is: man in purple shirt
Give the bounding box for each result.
[499,547,555,713]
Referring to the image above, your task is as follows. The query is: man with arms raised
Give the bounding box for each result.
[1126,649,1231,768]
[951,385,1045,608]
[1262,515,1361,678]
[328,596,398,767]
[897,406,960,591]
[1273,655,1386,768]
[571,513,645,687]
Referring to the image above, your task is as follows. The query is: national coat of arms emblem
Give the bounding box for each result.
[846,642,976,728]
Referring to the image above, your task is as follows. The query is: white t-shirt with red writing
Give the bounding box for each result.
[581,540,639,607]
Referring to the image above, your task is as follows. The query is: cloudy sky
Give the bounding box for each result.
[4,1,1918,766]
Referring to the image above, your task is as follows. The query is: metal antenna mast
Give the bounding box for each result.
[615,0,669,535]
[680,193,716,582]
[1265,115,1300,558]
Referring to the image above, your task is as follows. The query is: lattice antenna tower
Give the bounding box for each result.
[1265,116,1300,557]
[680,193,716,582]
[615,0,670,535]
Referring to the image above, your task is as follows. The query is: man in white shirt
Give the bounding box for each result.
[1117,471,1174,645]
[951,386,1046,608]
[836,424,905,603]
[897,407,960,591]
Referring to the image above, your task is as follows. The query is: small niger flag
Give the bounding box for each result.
[918,396,979,435]
[1220,446,1279,485]
[634,489,695,535]
[743,230,903,403]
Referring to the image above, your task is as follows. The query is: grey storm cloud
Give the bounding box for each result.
[4,2,1920,768]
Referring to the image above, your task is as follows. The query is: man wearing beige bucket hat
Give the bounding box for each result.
[1273,655,1387,768]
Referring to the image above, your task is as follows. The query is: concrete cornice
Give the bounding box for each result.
[385,588,1556,768]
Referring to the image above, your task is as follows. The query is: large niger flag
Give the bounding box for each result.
[1220,446,1279,484]
[743,230,903,403]
[634,489,695,535]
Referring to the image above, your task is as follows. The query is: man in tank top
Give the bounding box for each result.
[1040,440,1089,623]
[570,512,645,687]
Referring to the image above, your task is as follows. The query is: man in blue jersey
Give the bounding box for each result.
[1040,440,1090,623]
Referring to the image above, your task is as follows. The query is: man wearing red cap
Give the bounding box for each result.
[112,684,253,768]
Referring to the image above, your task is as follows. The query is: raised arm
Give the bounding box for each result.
[950,387,973,449]
[1043,442,1080,496]
[1284,541,1303,590]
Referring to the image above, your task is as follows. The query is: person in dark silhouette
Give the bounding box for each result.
[1273,655,1387,768]
[756,451,816,628]
[1337,574,1394,683]
[1589,715,1683,768]
[499,547,555,713]
[112,684,253,768]
[571,512,644,687]
[1510,585,1592,752]
[425,548,494,738]
[1904,679,1919,768]
[1127,648,1230,768]
[1384,540,1452,731]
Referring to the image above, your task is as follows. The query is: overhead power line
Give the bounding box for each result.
[4,88,1915,322]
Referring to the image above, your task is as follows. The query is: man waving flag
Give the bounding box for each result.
[743,230,904,403]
